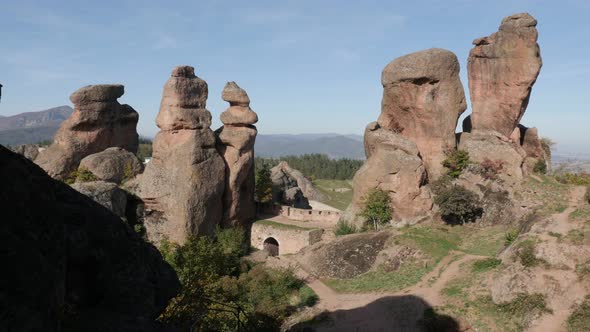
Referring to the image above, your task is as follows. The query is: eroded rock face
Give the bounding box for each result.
[378,48,466,179]
[71,180,128,218]
[0,146,179,332]
[35,84,139,180]
[518,125,550,172]
[350,123,432,226]
[10,144,42,161]
[468,13,542,137]
[271,161,326,202]
[79,147,144,184]
[215,82,257,227]
[139,66,225,244]
[458,130,526,183]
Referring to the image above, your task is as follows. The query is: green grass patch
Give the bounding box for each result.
[472,258,502,273]
[568,295,590,332]
[254,219,313,231]
[314,179,353,211]
[566,229,590,246]
[575,261,590,280]
[517,176,570,217]
[515,239,542,267]
[397,226,461,261]
[323,260,428,293]
[333,220,358,236]
[294,285,319,308]
[570,207,590,220]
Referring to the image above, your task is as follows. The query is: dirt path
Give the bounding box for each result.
[526,185,587,332]
[277,251,486,331]
[279,185,588,331]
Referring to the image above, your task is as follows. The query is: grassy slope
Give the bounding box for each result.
[323,224,507,293]
[313,179,354,211]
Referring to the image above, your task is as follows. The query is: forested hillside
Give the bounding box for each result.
[255,154,363,180]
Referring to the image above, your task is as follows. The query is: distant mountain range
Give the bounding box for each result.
[255,133,365,159]
[0,106,72,145]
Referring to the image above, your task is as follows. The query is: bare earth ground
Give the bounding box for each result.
[262,183,589,331]
[525,186,588,332]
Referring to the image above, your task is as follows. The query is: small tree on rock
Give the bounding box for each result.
[360,189,392,230]
[255,163,273,203]
[442,150,470,178]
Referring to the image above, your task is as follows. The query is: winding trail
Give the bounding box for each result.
[525,185,588,332]
[270,184,589,331]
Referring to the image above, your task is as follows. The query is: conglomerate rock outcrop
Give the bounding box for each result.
[215,82,258,227]
[460,13,545,179]
[79,147,144,184]
[271,161,326,203]
[138,66,225,244]
[0,145,179,332]
[35,84,139,180]
[468,13,542,138]
[349,122,432,225]
[378,48,466,180]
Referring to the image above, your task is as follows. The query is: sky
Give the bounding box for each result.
[0,0,588,154]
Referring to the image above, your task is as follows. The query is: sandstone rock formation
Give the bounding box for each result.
[283,187,311,209]
[79,147,144,184]
[350,122,432,225]
[378,48,466,179]
[518,125,551,172]
[139,66,225,244]
[271,161,326,202]
[0,145,179,332]
[71,181,128,218]
[10,143,42,160]
[458,130,527,182]
[35,84,139,179]
[468,13,542,137]
[215,82,258,227]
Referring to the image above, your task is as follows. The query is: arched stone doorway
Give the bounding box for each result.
[263,237,279,256]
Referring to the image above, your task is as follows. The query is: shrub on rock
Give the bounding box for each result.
[360,189,392,230]
[434,185,483,224]
[442,150,470,178]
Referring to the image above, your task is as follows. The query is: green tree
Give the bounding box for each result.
[360,189,392,230]
[442,150,470,178]
[255,163,273,203]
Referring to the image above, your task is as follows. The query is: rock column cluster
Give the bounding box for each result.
[348,13,547,226]
[139,66,225,244]
[35,84,139,179]
[460,13,547,178]
[215,82,258,227]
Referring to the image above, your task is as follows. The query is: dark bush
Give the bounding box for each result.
[434,185,483,224]
[533,159,547,174]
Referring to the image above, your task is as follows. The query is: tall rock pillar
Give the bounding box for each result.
[215,82,258,227]
[139,66,225,244]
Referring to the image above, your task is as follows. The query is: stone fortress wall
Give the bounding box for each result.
[251,222,324,255]
[257,203,341,224]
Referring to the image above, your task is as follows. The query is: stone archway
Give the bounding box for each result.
[263,237,279,256]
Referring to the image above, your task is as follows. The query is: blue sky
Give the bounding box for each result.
[1,0,588,154]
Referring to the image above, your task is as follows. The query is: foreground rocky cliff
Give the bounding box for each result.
[0,146,179,332]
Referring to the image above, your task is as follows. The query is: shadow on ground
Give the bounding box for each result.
[288,295,460,332]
